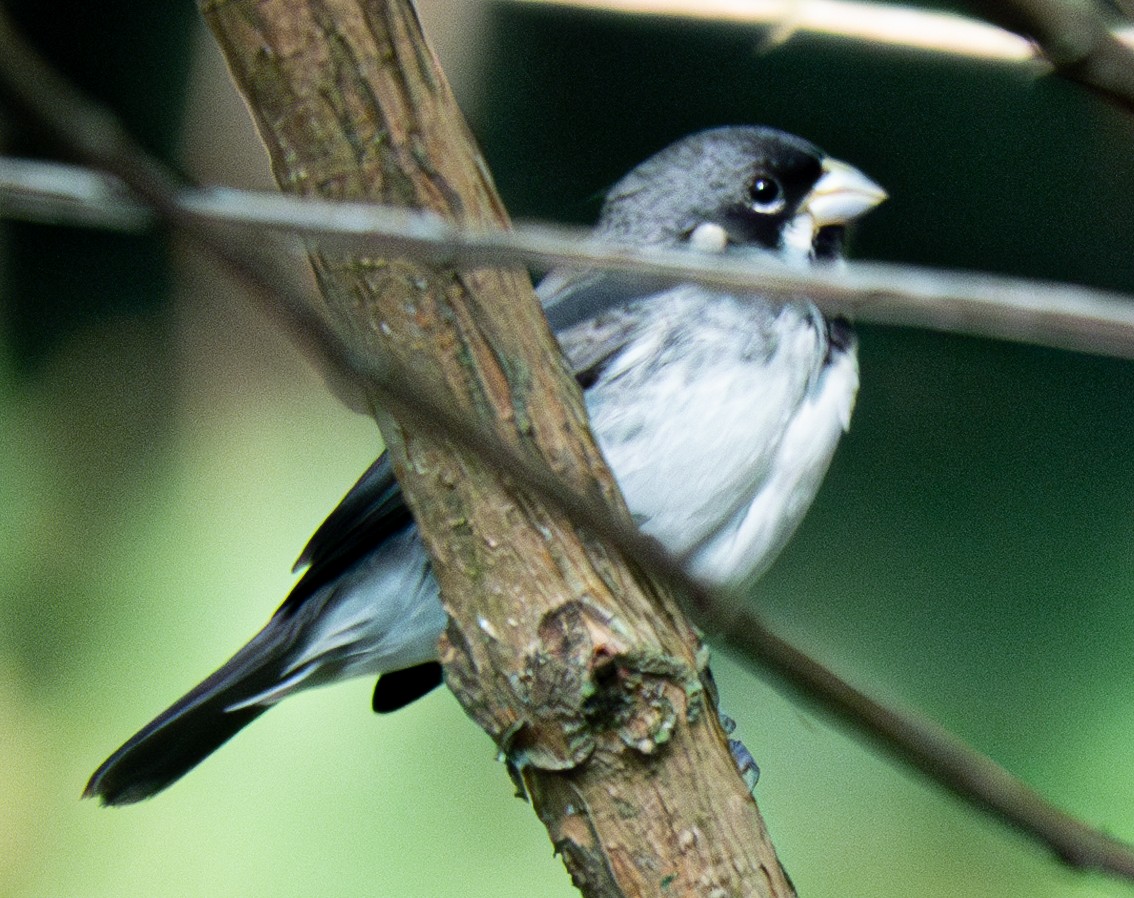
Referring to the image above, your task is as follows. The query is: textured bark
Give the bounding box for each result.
[198,1,796,895]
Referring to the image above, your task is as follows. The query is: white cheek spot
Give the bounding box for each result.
[687,222,729,254]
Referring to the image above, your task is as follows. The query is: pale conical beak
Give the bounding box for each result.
[802,157,888,227]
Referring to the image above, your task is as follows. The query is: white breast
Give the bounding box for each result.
[583,287,858,589]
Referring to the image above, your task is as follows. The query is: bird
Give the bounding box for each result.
[85,125,886,806]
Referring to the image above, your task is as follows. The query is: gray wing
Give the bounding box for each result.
[291,454,444,713]
[541,268,665,385]
[540,267,670,332]
[285,453,414,610]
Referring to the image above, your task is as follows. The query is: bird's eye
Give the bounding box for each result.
[749,176,785,213]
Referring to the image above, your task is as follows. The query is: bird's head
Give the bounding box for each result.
[595,126,886,266]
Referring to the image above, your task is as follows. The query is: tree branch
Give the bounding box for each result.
[515,0,1134,113]
[969,0,1134,111]
[5,158,1134,363]
[203,1,805,894]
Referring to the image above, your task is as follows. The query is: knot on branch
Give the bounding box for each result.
[441,598,708,774]
[584,661,680,756]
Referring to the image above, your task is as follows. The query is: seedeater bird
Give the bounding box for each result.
[85,126,885,805]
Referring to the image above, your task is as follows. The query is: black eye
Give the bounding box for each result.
[749,176,784,212]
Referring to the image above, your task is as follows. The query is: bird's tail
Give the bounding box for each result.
[84,618,299,806]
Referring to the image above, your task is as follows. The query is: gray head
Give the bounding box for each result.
[595,126,886,264]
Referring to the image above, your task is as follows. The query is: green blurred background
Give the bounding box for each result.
[3,1,1134,895]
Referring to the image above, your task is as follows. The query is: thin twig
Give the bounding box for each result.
[2,6,1133,880]
[5,156,1134,361]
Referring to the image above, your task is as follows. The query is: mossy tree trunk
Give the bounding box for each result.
[199,1,796,894]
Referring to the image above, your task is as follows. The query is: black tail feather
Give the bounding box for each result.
[84,703,269,806]
[85,621,294,806]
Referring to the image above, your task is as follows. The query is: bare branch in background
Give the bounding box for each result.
[520,0,1134,111]
[969,0,1134,110]
[2,1,1134,886]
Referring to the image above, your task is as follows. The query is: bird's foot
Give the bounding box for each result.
[720,713,760,792]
